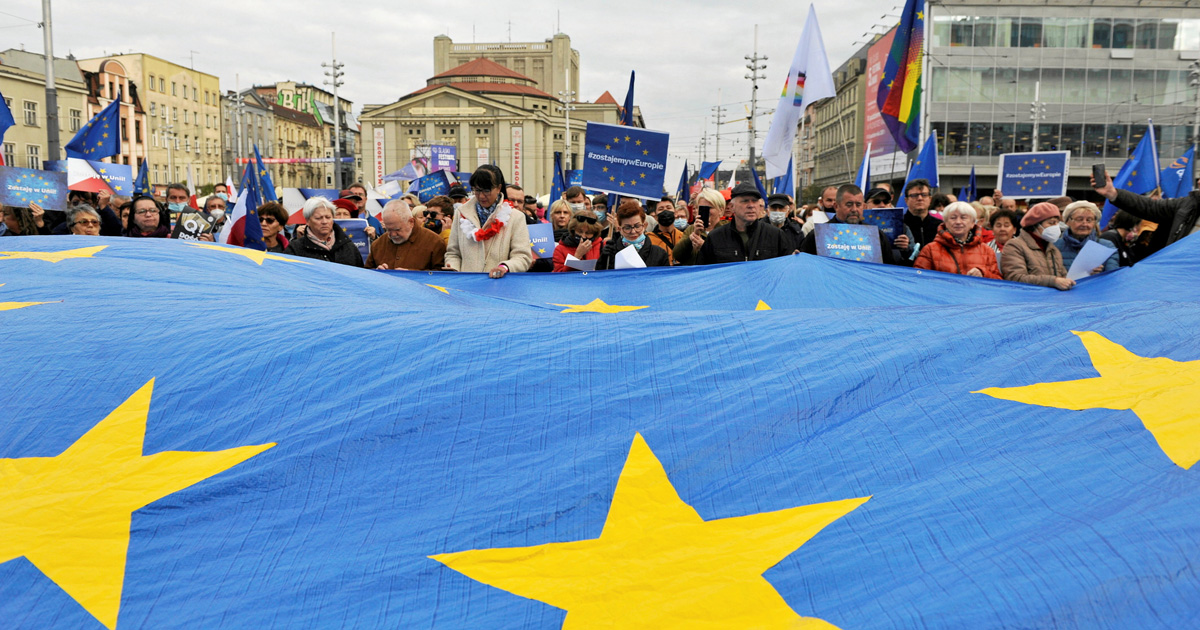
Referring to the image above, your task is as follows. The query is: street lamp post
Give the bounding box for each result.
[322,33,345,190]
[557,65,577,171]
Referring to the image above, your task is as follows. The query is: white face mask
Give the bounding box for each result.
[568,202,585,213]
[768,210,787,225]
[1040,224,1062,243]
[209,208,226,221]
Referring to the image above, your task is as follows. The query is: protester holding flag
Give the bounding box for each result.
[1056,201,1118,276]
[597,199,670,270]
[1094,173,1200,256]
[444,165,532,278]
[284,197,363,267]
[125,196,171,238]
[914,202,1001,279]
[800,184,902,266]
[257,202,290,253]
[902,179,941,248]
[1000,202,1073,290]
[552,206,605,272]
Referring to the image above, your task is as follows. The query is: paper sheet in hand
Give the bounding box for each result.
[614,245,647,269]
[564,254,596,271]
[1067,239,1116,280]
[809,210,830,224]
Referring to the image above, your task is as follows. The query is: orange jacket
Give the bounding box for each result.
[914,228,1002,279]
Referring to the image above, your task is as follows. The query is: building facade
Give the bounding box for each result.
[361,46,636,195]
[78,54,221,189]
[434,34,580,99]
[80,59,148,172]
[253,81,360,188]
[924,1,1200,194]
[0,49,89,168]
[270,104,326,189]
[811,46,871,190]
[220,89,275,183]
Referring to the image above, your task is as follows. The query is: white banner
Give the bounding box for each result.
[373,127,385,188]
[511,127,523,185]
[477,148,489,169]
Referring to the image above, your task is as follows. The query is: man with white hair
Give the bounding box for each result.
[366,199,447,270]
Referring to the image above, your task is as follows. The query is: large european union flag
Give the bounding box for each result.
[64,93,122,160]
[999,150,1069,199]
[3,235,1200,628]
[581,121,668,200]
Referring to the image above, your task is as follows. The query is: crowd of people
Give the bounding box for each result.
[3,163,1196,291]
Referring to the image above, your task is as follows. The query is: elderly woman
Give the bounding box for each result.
[1055,200,1118,276]
[284,196,363,266]
[1,203,49,236]
[257,202,290,253]
[66,204,103,236]
[1001,201,1074,290]
[596,199,670,269]
[548,199,573,243]
[552,206,606,272]
[673,188,726,265]
[444,164,532,278]
[125,196,171,238]
[914,202,1001,279]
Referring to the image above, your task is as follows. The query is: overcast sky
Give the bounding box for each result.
[3,0,898,179]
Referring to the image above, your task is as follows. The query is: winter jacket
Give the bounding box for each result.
[124,224,171,238]
[914,228,1002,279]
[366,224,447,270]
[799,218,900,266]
[597,237,670,270]
[283,223,364,267]
[264,233,289,253]
[1055,231,1118,275]
[777,219,805,252]
[672,218,731,266]
[646,227,683,264]
[552,236,604,272]
[1099,229,1137,267]
[445,199,533,273]
[1110,189,1200,254]
[695,219,792,265]
[1001,230,1067,287]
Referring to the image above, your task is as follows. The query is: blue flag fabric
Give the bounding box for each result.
[253,145,277,202]
[89,161,134,196]
[550,152,567,203]
[65,92,122,160]
[896,132,939,209]
[854,149,871,190]
[240,163,266,251]
[5,235,1200,628]
[619,71,635,127]
[750,163,768,200]
[697,161,722,181]
[959,165,977,203]
[1160,146,1194,199]
[676,161,690,203]
[1102,126,1159,227]
[580,121,669,200]
[567,169,583,188]
[133,160,149,195]
[0,89,15,154]
[415,170,452,203]
[772,157,794,199]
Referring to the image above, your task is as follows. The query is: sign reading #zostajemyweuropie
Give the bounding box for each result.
[815,223,883,263]
[580,121,669,200]
[998,150,1070,199]
[0,166,68,211]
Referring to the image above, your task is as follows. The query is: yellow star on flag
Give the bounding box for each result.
[550,298,648,313]
[0,246,107,263]
[975,331,1200,469]
[613,137,620,143]
[186,242,309,266]
[0,379,274,629]
[606,144,612,150]
[635,139,642,146]
[642,149,649,155]
[602,166,609,172]
[609,176,616,182]
[426,284,450,294]
[431,433,868,628]
[619,181,626,187]
[624,135,631,142]
[755,300,772,311]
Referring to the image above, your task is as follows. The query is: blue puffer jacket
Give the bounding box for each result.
[1055,231,1118,274]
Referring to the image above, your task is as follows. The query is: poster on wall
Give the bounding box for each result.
[511,127,523,185]
[373,128,386,188]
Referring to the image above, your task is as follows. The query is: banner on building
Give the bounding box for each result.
[0,165,68,211]
[580,121,669,200]
[511,127,523,186]
[430,146,457,174]
[476,148,489,169]
[998,151,1070,199]
[865,28,899,160]
[374,128,386,188]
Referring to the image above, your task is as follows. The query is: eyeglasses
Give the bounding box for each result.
[618,223,644,233]
[259,216,278,224]
[906,192,931,199]
[135,208,158,216]
[72,219,100,227]
[575,216,597,225]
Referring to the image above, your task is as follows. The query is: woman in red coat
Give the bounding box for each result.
[914,201,1002,279]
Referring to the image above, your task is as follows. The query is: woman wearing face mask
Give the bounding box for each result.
[552,207,605,272]
[1055,201,1118,276]
[1099,210,1142,267]
[647,198,683,265]
[125,196,171,238]
[1000,202,1073,290]
[596,199,670,270]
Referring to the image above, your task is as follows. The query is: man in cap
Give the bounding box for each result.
[864,187,893,209]
[695,182,793,265]
[766,193,804,252]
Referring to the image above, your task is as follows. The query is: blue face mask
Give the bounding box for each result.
[623,233,646,249]
[168,202,188,213]
[673,218,689,230]
[215,192,229,201]
[594,208,606,221]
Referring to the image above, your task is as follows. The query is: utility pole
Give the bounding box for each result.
[1030,80,1046,152]
[711,88,727,162]
[232,74,245,176]
[165,124,175,181]
[1190,61,1200,157]
[744,25,768,180]
[40,0,60,160]
[322,32,345,190]
[557,64,577,170]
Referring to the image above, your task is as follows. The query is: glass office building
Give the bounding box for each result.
[927,1,1200,194]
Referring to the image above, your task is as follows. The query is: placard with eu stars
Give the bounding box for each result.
[581,121,669,200]
[0,165,68,211]
[998,150,1070,199]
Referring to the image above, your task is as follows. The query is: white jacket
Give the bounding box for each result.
[445,199,533,273]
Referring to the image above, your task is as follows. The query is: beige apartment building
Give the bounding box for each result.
[0,49,89,168]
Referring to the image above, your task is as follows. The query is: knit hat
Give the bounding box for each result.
[331,198,358,214]
[1021,201,1061,227]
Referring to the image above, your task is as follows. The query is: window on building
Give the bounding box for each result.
[149,102,157,116]
[23,101,37,126]
[159,77,165,92]
[204,91,209,105]
[172,82,178,96]
[148,75,155,91]
[135,120,142,143]
[1135,18,1159,49]
[1112,17,1134,48]
[25,144,40,169]
[185,136,190,152]
[2,142,13,166]
[152,130,159,147]
[69,109,81,132]
[120,118,127,142]
[172,107,178,121]
[184,109,189,125]
[194,89,198,102]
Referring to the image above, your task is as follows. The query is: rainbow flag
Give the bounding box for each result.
[877,0,925,153]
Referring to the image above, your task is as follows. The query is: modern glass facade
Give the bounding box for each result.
[927,3,1199,182]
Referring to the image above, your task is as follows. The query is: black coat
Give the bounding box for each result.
[694,219,793,265]
[283,223,364,267]
[1111,189,1200,255]
[778,219,805,252]
[799,217,901,266]
[1099,229,1137,267]
[904,211,943,248]
[596,237,670,270]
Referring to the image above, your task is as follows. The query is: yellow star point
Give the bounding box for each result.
[550,298,648,314]
[605,144,612,150]
[0,246,107,263]
[0,300,54,312]
[756,300,772,311]
[431,433,868,628]
[0,379,275,629]
[426,284,450,294]
[185,242,309,266]
[635,139,642,146]
[624,135,631,142]
[975,331,1200,469]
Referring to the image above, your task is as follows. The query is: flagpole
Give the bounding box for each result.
[41,0,61,160]
[920,0,932,151]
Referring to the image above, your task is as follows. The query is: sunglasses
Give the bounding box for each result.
[259,216,278,224]
[575,216,598,225]
[423,210,442,218]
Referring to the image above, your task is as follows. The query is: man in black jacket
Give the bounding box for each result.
[694,183,793,265]
[1093,174,1200,255]
[800,183,904,266]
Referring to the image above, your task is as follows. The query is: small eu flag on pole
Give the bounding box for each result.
[580,121,669,201]
[65,91,122,160]
[254,145,277,202]
[133,160,149,195]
